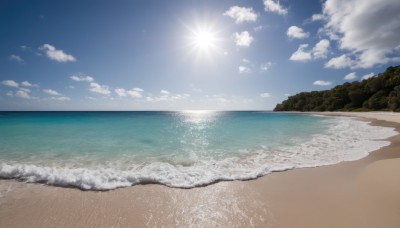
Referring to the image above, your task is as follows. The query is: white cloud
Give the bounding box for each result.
[160,90,170,95]
[290,40,330,62]
[146,97,154,102]
[325,54,354,69]
[50,96,70,101]
[19,88,30,93]
[223,6,258,23]
[313,80,332,86]
[146,90,190,102]
[43,89,61,96]
[284,93,291,97]
[263,0,288,15]
[115,88,127,97]
[260,62,273,72]
[39,44,76,62]
[260,92,271,98]
[239,66,251,74]
[287,26,309,39]
[254,25,264,32]
[201,94,255,107]
[312,14,325,21]
[289,44,312,62]
[312,39,330,59]
[204,94,229,104]
[4,83,33,99]
[89,82,110,95]
[170,93,190,100]
[361,72,375,80]
[127,88,144,98]
[321,0,400,68]
[2,80,19,87]
[115,87,144,98]
[9,54,24,63]
[70,75,94,82]
[235,31,253,47]
[21,81,36,87]
[344,72,357,80]
[242,58,250,63]
[15,90,31,99]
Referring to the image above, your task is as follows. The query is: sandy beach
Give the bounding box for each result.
[1,112,400,228]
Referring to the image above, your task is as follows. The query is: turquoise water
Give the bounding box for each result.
[0,111,396,190]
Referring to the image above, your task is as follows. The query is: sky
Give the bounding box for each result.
[1,0,399,111]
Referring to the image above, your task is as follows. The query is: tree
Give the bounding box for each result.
[274,65,400,112]
[366,90,388,110]
[388,86,400,111]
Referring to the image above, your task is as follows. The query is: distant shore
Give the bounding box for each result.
[1,112,400,227]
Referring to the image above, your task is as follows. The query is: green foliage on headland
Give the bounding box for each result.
[274,65,400,112]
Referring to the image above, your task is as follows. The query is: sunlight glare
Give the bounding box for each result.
[186,22,221,58]
[180,110,218,124]
[191,29,217,50]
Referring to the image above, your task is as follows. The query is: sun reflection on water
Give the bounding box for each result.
[179,110,219,125]
[173,111,221,161]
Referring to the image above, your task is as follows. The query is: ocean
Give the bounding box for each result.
[0,111,396,190]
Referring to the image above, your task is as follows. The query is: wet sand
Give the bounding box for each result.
[1,112,400,227]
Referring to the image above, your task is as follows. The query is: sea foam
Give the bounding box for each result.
[0,116,397,190]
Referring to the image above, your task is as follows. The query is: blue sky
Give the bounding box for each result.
[1,0,399,110]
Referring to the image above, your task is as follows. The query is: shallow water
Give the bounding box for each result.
[0,111,396,190]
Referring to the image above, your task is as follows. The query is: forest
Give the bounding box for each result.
[274,65,400,112]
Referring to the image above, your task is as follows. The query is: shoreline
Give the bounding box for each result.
[1,112,400,227]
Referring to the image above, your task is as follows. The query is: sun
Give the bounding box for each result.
[186,23,220,57]
[182,19,223,60]
[191,28,217,51]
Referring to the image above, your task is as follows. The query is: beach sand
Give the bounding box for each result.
[1,112,400,227]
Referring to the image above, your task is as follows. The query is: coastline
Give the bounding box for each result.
[1,112,400,227]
